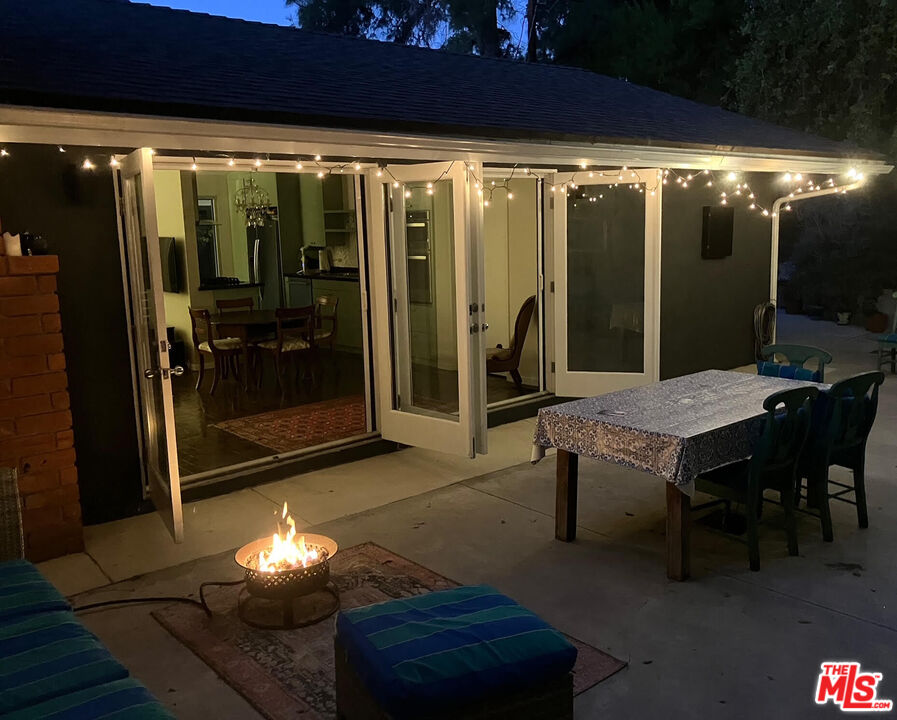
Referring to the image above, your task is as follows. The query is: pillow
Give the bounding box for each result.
[757,361,820,382]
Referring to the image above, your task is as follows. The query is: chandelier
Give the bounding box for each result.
[234,176,270,228]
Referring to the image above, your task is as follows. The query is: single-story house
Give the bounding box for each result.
[0,0,889,556]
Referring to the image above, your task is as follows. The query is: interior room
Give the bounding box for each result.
[154,166,370,478]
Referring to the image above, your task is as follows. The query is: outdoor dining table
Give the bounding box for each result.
[532,369,825,581]
[209,309,277,390]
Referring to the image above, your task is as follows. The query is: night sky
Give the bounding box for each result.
[142,0,294,26]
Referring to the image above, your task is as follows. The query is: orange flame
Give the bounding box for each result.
[256,502,319,572]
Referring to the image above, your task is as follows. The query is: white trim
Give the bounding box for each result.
[1,106,891,175]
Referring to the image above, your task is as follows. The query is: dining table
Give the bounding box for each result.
[532,369,825,580]
[209,309,278,390]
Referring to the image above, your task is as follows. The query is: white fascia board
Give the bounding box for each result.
[0,105,891,176]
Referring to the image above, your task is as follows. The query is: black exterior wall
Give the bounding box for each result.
[0,144,143,523]
[660,173,773,378]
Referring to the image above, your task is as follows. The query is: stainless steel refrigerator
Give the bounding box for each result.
[247,207,284,310]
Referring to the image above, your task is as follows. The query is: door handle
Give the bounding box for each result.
[481,323,489,332]
[144,366,185,379]
[169,366,186,377]
[144,368,158,379]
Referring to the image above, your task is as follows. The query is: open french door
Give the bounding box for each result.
[550,169,662,397]
[367,161,488,457]
[116,148,184,541]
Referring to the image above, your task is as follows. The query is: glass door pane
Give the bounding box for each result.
[552,171,661,397]
[118,148,184,541]
[367,162,487,457]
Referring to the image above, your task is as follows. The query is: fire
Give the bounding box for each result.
[256,502,319,573]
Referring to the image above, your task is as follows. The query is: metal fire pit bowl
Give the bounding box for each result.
[233,534,340,629]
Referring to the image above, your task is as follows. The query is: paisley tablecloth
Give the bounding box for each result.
[532,369,823,496]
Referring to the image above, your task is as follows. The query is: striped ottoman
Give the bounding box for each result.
[334,585,577,720]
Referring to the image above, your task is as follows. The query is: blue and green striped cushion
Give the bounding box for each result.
[0,610,129,713]
[3,678,174,720]
[0,560,70,621]
[757,361,820,382]
[337,585,577,716]
[879,333,897,345]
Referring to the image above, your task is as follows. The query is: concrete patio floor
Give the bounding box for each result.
[41,313,896,719]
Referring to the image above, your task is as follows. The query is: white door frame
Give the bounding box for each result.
[550,169,662,397]
[117,148,184,541]
[366,161,487,457]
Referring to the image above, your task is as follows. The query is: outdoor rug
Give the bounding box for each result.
[214,395,366,453]
[153,542,626,720]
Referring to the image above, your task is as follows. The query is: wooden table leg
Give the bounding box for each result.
[555,450,578,542]
[666,483,691,581]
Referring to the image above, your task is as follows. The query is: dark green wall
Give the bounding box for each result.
[0,144,143,524]
[660,173,772,378]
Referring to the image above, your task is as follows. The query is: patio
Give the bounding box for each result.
[32,313,896,718]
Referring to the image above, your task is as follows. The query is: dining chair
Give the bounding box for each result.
[486,295,536,389]
[188,307,244,394]
[215,297,254,313]
[254,306,317,392]
[314,294,340,355]
[695,385,819,571]
[798,371,884,542]
[877,291,897,373]
[758,343,833,382]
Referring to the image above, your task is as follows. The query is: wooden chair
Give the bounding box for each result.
[695,385,818,571]
[798,371,884,542]
[758,343,832,382]
[215,296,254,313]
[314,294,339,355]
[188,307,244,394]
[254,306,317,391]
[486,295,536,389]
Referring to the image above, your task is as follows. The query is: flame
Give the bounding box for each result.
[256,502,319,573]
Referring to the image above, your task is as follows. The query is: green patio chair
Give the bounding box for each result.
[877,291,897,373]
[696,385,819,571]
[798,371,884,542]
[758,343,833,382]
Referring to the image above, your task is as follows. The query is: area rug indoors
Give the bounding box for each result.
[153,543,626,720]
[214,396,366,453]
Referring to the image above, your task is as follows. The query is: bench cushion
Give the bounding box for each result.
[0,610,129,713]
[336,585,577,716]
[0,559,70,621]
[4,677,174,720]
[878,333,897,345]
[757,361,819,382]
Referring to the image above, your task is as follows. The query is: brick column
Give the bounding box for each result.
[0,253,83,561]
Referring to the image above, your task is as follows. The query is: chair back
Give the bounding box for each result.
[758,343,833,382]
[216,297,254,313]
[508,295,536,354]
[189,307,213,348]
[750,386,819,485]
[315,294,339,327]
[274,306,315,351]
[823,371,884,454]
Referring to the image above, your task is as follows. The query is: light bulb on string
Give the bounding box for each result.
[317,170,325,179]
[58,146,66,153]
[191,159,198,171]
[82,158,94,170]
[393,181,399,188]
[254,159,262,167]
[0,149,8,157]
[228,158,236,167]
[783,172,792,182]
[109,157,120,168]
[354,163,361,171]
[507,192,514,200]
[404,189,412,199]
[296,162,303,170]
[314,155,321,161]
[727,172,737,181]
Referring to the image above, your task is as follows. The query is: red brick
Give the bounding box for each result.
[50,391,70,410]
[59,466,78,485]
[0,433,55,462]
[0,394,54,418]
[15,410,72,436]
[17,470,61,495]
[23,505,62,529]
[41,314,61,333]
[0,380,10,399]
[0,275,37,296]
[0,257,7,274]
[4,333,64,357]
[0,294,58,316]
[62,501,82,522]
[0,315,43,337]
[12,371,67,397]
[0,419,13,437]
[47,353,65,371]
[37,276,56,293]
[19,447,76,475]
[56,429,74,449]
[0,354,47,377]
[24,484,79,510]
[7,256,59,276]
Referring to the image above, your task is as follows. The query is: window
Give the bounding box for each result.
[196,197,220,282]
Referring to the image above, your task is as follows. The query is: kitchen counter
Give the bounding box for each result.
[285,270,360,283]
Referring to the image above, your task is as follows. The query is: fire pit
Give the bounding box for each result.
[233,503,340,629]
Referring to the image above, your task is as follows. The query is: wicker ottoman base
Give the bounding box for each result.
[334,637,574,720]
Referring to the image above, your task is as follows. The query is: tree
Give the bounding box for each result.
[730,0,897,157]
[287,0,517,57]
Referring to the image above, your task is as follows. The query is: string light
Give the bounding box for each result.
[314,154,321,161]
[81,158,94,170]
[228,158,235,167]
[58,146,65,153]
[254,159,262,167]
[296,161,303,170]
[316,170,325,179]
[109,157,120,168]
[0,149,9,157]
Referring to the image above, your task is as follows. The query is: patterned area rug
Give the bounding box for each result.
[214,396,366,453]
[153,543,626,720]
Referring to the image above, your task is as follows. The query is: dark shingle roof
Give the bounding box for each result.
[0,0,877,159]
